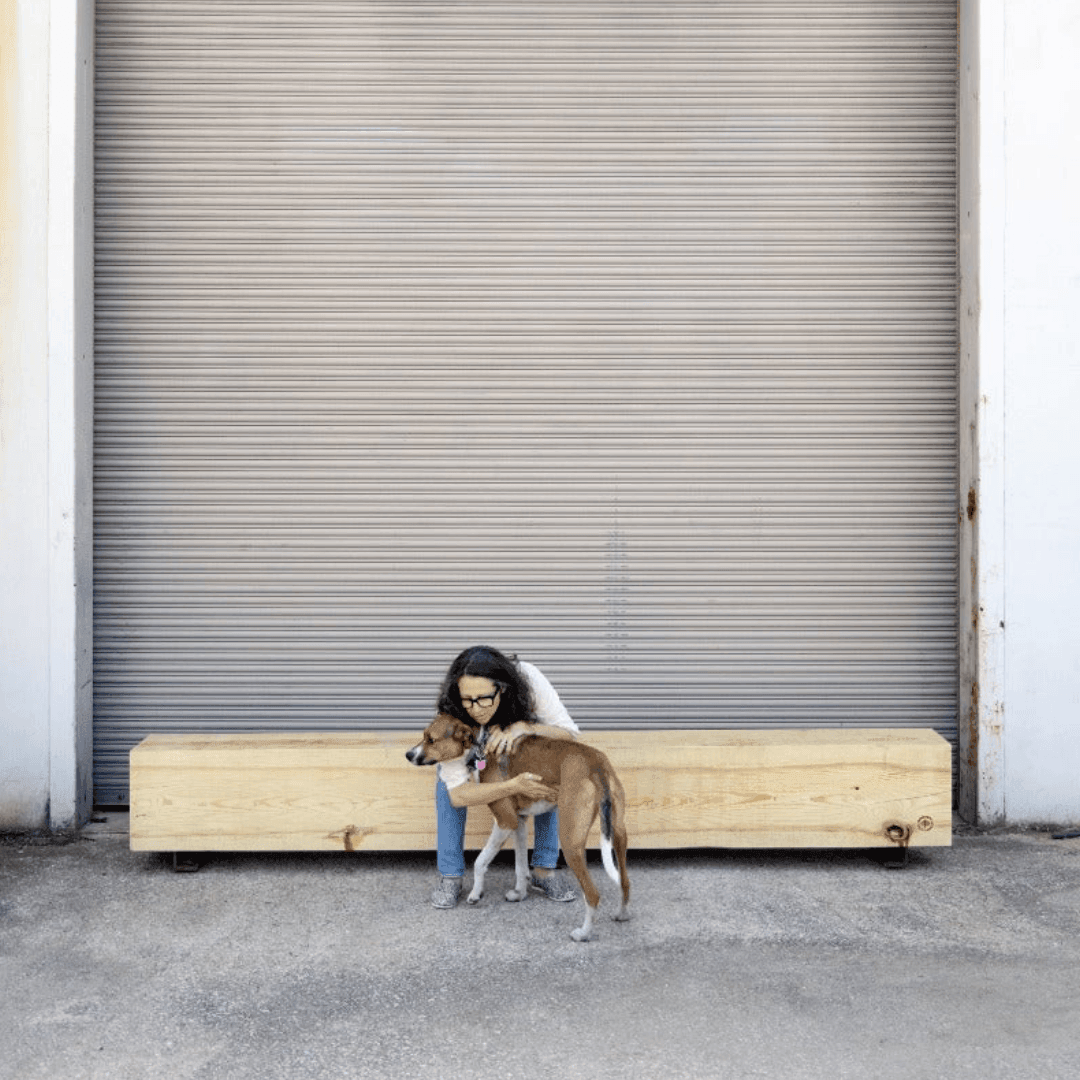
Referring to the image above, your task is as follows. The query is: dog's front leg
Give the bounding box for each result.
[468,824,513,905]
[504,818,530,902]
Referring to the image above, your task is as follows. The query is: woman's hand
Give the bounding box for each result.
[485,722,530,757]
[509,772,557,803]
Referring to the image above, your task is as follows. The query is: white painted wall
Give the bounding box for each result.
[999,2,1080,823]
[1,2,52,829]
[0,0,92,830]
[958,0,1007,825]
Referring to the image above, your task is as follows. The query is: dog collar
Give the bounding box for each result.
[465,728,489,773]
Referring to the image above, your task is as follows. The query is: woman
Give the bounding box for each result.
[430,645,580,909]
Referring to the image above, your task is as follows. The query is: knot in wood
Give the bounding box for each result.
[884,821,912,846]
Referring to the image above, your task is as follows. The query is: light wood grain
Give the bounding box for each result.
[129,729,951,852]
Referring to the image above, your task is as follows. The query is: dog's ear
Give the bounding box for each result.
[430,713,467,744]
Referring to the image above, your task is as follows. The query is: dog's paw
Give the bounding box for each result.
[466,891,483,905]
[570,927,593,943]
[611,909,631,923]
[504,888,527,902]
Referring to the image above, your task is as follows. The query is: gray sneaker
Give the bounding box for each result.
[529,871,577,902]
[431,876,462,909]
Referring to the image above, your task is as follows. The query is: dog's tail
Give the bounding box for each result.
[598,783,621,885]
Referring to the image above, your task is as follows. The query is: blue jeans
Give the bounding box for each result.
[436,778,560,878]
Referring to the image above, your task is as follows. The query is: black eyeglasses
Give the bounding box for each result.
[461,691,500,709]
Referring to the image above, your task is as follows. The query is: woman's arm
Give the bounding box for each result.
[446,771,556,809]
[485,721,575,757]
[520,661,579,733]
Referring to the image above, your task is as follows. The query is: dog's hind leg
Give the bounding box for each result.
[468,824,513,905]
[571,903,598,943]
[610,821,631,923]
[564,844,599,943]
[560,805,600,942]
[607,783,631,924]
[504,818,530,902]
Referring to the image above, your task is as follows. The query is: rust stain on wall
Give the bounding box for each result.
[967,680,980,768]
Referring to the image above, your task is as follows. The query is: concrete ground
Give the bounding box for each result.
[2,815,1080,1080]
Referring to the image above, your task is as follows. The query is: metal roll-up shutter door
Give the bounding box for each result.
[94,1,958,804]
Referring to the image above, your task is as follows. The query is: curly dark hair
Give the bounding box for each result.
[436,645,537,731]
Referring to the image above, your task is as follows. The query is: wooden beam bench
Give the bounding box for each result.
[129,728,951,855]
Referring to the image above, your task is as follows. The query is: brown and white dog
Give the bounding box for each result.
[406,713,631,942]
